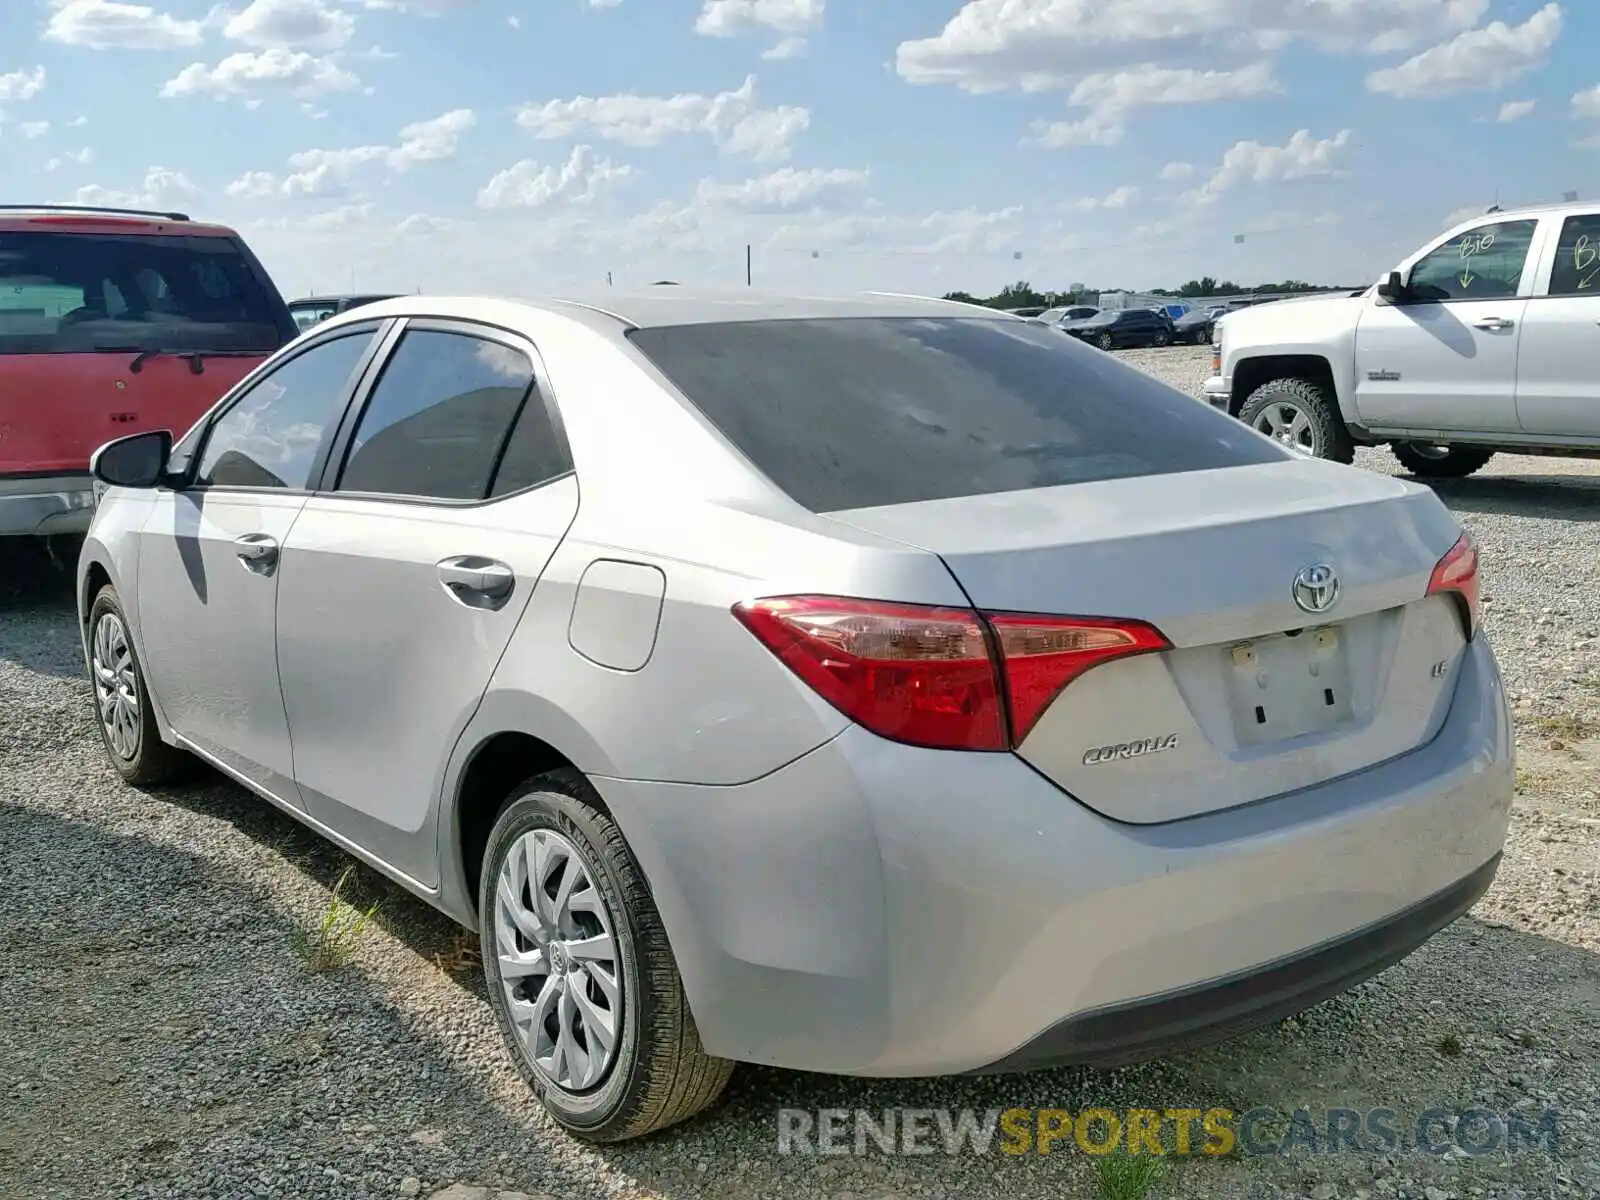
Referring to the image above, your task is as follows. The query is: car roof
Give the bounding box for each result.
[0,205,236,238]
[316,287,1025,335]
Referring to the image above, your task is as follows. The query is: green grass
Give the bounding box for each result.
[292,866,379,972]
[1093,1149,1169,1200]
[1437,1032,1464,1058]
[1529,712,1597,742]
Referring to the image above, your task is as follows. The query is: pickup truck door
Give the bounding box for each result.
[1515,211,1600,439]
[1353,216,1539,435]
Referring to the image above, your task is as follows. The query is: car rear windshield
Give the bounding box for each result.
[627,316,1287,513]
[0,230,293,355]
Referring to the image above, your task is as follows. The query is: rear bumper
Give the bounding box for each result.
[0,474,96,536]
[596,635,1514,1076]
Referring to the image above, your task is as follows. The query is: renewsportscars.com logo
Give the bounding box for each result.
[775,1106,1563,1158]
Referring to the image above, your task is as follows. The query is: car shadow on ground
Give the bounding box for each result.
[0,539,86,680]
[1403,472,1600,521]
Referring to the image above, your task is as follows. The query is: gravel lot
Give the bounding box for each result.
[2,344,1596,1200]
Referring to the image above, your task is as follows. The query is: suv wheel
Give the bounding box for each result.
[1152,329,1171,347]
[1238,377,1355,464]
[480,768,734,1142]
[1095,332,1114,351]
[1391,443,1495,479]
[88,584,193,786]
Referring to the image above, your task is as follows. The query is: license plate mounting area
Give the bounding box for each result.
[1225,624,1354,747]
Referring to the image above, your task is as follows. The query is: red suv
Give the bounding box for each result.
[0,204,297,539]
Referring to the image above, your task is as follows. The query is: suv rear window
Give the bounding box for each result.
[0,230,292,355]
[628,316,1287,513]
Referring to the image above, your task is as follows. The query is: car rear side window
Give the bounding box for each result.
[195,331,374,490]
[1547,214,1600,296]
[628,316,1287,513]
[0,230,292,354]
[336,329,537,501]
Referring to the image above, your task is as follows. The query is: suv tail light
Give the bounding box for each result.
[732,596,1169,752]
[1426,530,1481,638]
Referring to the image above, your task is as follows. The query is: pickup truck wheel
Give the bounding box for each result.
[1239,378,1355,464]
[1390,443,1496,478]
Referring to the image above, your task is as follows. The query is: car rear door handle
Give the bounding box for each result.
[437,556,516,607]
[1472,316,1515,331]
[233,533,279,573]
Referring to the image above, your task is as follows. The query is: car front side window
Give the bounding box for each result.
[1408,219,1537,303]
[194,331,375,490]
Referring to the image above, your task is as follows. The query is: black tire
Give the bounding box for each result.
[1390,443,1496,479]
[87,584,193,787]
[1152,329,1171,347]
[1238,377,1355,464]
[1095,332,1114,351]
[479,768,733,1142]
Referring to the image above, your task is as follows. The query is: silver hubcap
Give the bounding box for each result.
[1254,402,1317,453]
[1407,442,1451,460]
[91,612,140,760]
[494,829,622,1092]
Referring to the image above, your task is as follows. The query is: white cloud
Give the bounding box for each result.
[161,49,360,99]
[477,145,634,210]
[1066,184,1138,210]
[693,166,867,210]
[44,0,204,50]
[1160,160,1195,181]
[387,108,475,170]
[17,121,51,138]
[762,36,807,59]
[1031,61,1279,148]
[282,145,388,195]
[1366,3,1562,98]
[695,0,822,37]
[1490,98,1537,122]
[0,67,47,102]
[895,0,1487,94]
[226,169,280,198]
[223,0,357,51]
[514,75,809,161]
[45,147,95,170]
[1192,127,1353,203]
[1573,84,1600,121]
[586,0,622,7]
[75,166,199,210]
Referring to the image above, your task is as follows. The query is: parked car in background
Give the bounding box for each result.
[1062,307,1175,350]
[1004,305,1047,317]
[1152,302,1192,321]
[0,203,297,540]
[1173,307,1217,344]
[289,293,402,331]
[1036,305,1100,325]
[79,288,1511,1144]
[1205,199,1600,474]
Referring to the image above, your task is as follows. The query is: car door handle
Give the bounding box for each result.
[1472,316,1515,331]
[437,556,516,606]
[233,533,279,572]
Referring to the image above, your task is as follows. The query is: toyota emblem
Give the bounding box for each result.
[1292,563,1340,614]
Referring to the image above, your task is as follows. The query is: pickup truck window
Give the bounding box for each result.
[1548,214,1600,296]
[1408,219,1536,303]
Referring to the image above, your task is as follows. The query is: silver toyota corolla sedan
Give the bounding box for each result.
[77,289,1513,1142]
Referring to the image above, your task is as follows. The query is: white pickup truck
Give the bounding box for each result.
[1203,200,1600,477]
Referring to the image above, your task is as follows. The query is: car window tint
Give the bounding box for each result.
[195,331,373,489]
[1409,220,1536,302]
[337,329,534,501]
[628,317,1288,513]
[489,389,572,497]
[1547,214,1600,296]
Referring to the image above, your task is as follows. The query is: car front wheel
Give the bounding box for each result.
[1238,377,1355,464]
[87,584,192,786]
[1152,329,1171,347]
[1390,443,1496,478]
[1095,332,1114,351]
[480,768,734,1142]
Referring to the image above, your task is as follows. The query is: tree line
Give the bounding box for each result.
[943,278,1339,309]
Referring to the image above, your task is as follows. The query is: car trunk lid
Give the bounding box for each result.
[824,458,1471,823]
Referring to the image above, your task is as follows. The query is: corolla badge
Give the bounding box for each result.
[1292,563,1340,614]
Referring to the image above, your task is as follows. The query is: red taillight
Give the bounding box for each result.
[1427,530,1480,638]
[732,596,1169,752]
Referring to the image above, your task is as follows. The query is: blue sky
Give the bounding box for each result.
[1,0,1597,299]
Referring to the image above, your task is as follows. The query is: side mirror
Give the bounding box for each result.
[91,429,172,489]
[1376,270,1407,303]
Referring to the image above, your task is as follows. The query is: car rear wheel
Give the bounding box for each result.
[1095,332,1114,351]
[1238,377,1355,464]
[480,768,734,1142]
[1390,443,1496,478]
[88,585,194,787]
